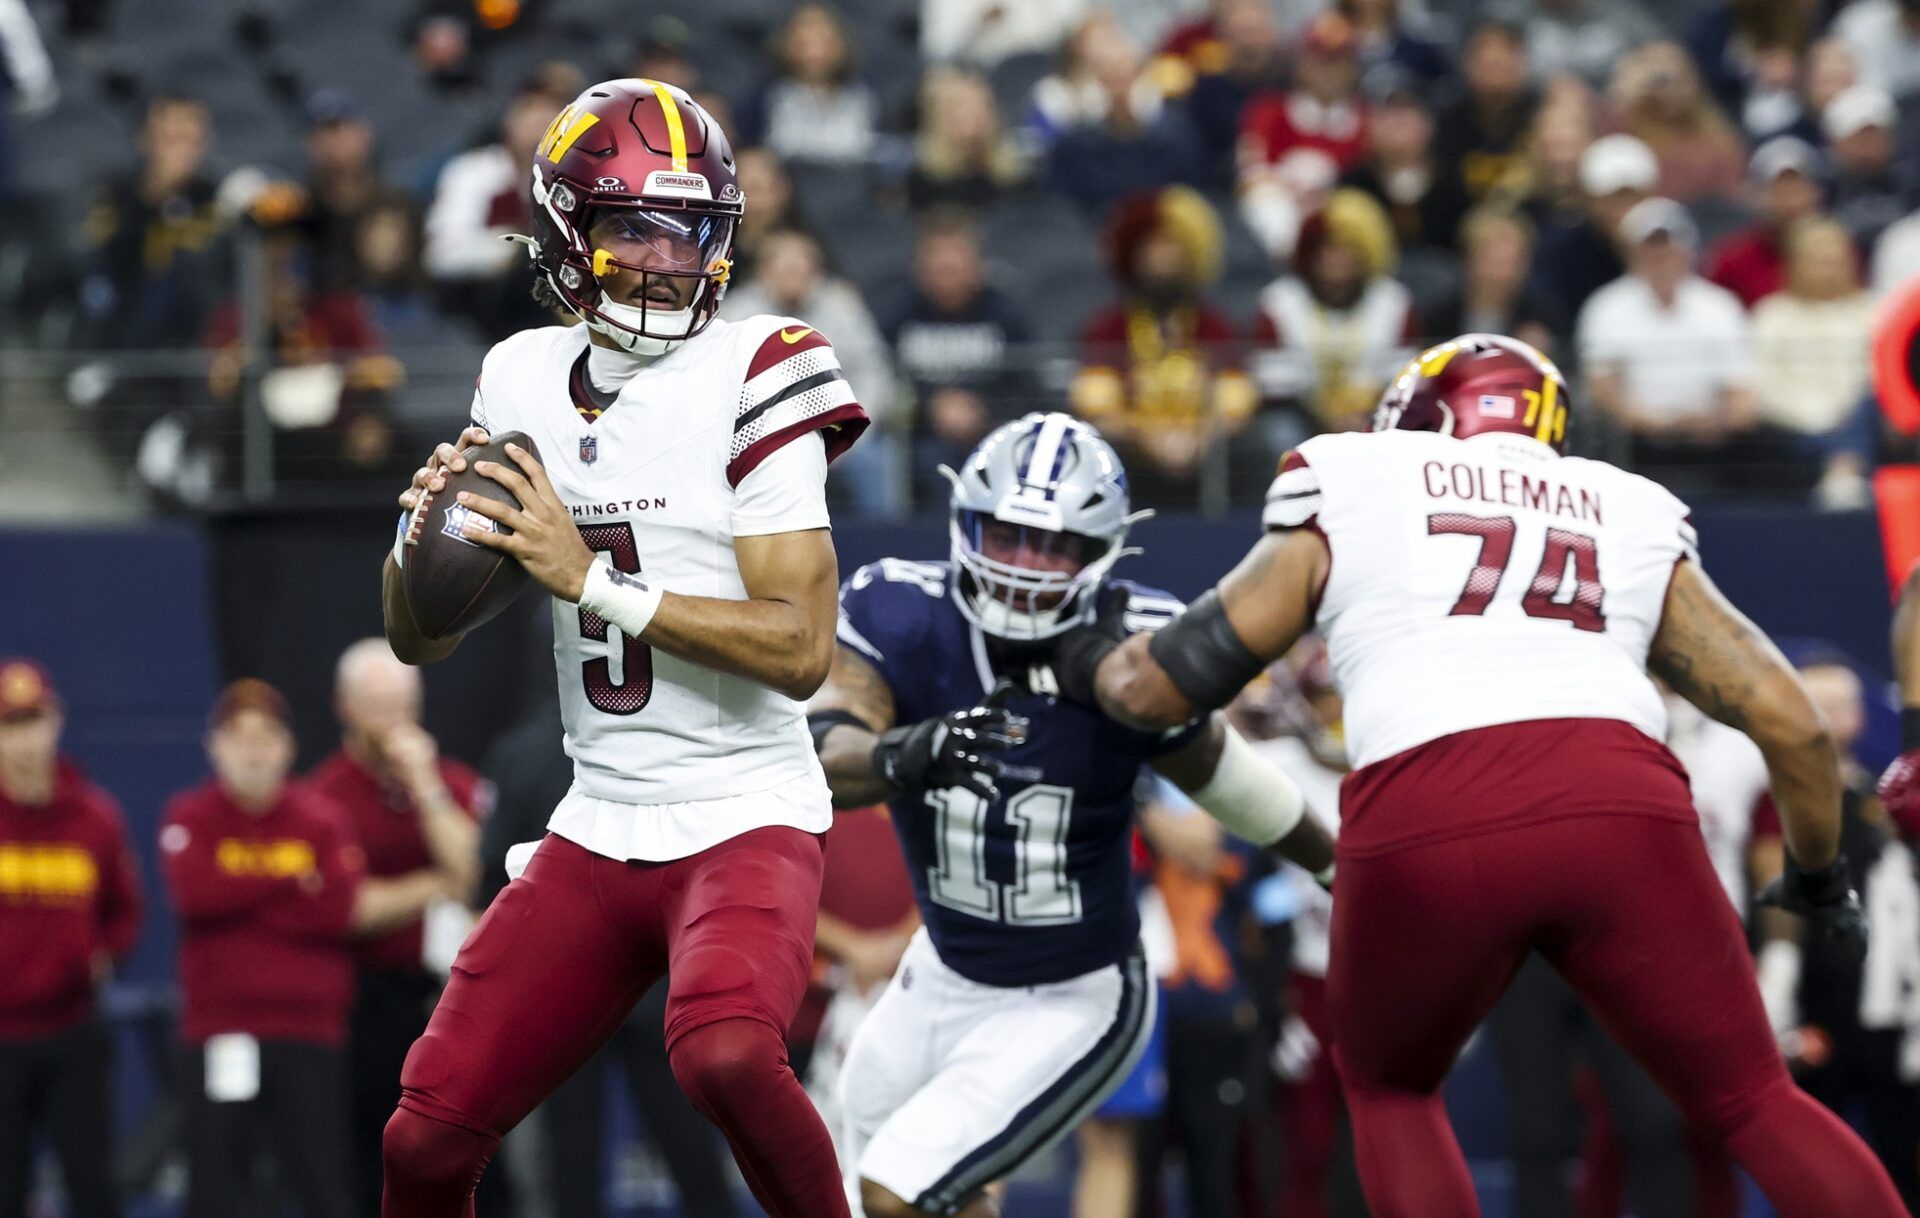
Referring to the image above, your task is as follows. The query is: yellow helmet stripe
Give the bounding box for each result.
[643,79,689,172]
[541,105,601,164]
[1536,375,1560,445]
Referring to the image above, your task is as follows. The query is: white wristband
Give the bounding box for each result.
[577,558,664,638]
[1188,726,1306,847]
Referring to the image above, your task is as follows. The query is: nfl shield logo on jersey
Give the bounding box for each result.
[580,433,598,465]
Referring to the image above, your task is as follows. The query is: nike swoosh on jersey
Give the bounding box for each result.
[779,327,814,344]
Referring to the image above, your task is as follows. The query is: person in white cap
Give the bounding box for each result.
[1577,196,1758,476]
[1703,136,1828,308]
[1529,133,1658,320]
[1824,84,1915,245]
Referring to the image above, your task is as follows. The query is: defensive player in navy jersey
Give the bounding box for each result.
[807,413,1335,1217]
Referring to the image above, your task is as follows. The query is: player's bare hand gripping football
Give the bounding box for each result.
[383,425,497,665]
[386,432,839,700]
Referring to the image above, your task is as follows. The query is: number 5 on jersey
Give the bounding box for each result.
[576,522,654,713]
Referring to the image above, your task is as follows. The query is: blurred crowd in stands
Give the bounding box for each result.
[1,0,1919,512]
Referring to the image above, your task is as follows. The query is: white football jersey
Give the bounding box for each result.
[1264,430,1697,770]
[468,316,867,858]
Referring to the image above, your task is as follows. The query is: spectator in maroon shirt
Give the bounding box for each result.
[160,679,364,1218]
[1705,136,1828,308]
[1238,12,1369,256]
[0,659,140,1218]
[305,638,483,1218]
[1070,187,1259,506]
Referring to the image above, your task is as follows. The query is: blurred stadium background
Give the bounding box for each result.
[1,0,1919,1213]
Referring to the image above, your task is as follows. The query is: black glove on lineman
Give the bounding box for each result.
[1047,583,1132,705]
[1758,854,1868,961]
[873,680,1029,801]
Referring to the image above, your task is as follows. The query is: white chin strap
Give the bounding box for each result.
[587,299,697,357]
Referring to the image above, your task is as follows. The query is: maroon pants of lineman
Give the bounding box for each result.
[380,828,848,1218]
[1326,718,1905,1218]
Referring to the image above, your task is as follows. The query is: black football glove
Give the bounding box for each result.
[1758,855,1868,962]
[1045,583,1132,705]
[873,680,1029,801]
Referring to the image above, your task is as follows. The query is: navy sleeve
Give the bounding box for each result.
[837,559,950,706]
[1114,580,1208,757]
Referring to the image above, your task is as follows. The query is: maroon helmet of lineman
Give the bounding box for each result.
[1372,333,1573,453]
[524,79,742,355]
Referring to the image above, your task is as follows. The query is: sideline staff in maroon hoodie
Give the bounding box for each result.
[159,679,360,1218]
[0,658,141,1218]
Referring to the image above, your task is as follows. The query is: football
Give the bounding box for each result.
[400,431,539,640]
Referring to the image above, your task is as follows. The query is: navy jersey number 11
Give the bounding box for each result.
[838,559,1199,989]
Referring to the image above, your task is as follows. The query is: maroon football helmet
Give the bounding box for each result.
[1372,333,1573,453]
[526,79,743,354]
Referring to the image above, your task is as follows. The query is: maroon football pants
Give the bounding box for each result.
[380,828,847,1218]
[1327,813,1905,1218]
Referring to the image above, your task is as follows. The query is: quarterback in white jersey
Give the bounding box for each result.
[1049,334,1901,1218]
[378,81,863,1218]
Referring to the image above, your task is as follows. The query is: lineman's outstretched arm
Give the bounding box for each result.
[1649,560,1863,950]
[1649,561,1840,871]
[1060,529,1329,733]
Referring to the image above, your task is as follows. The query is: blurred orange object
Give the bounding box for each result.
[474,0,519,30]
[1873,277,1920,435]
[1876,466,1920,598]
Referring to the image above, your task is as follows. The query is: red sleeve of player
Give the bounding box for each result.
[727,324,870,487]
[92,791,143,960]
[1750,794,1782,843]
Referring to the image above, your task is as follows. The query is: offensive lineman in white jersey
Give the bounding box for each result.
[379,80,866,1218]
[1044,334,1904,1217]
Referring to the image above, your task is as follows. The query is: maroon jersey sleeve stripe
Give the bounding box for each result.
[747,326,833,381]
[726,403,870,489]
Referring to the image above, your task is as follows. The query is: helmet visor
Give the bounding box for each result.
[587,208,733,275]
